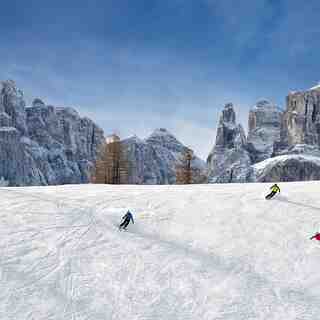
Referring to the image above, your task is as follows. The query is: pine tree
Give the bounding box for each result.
[176,148,194,184]
[94,134,129,184]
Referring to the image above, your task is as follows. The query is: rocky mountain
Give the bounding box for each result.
[274,85,320,156]
[0,80,206,186]
[0,80,105,186]
[208,85,320,183]
[207,103,251,183]
[5,78,320,186]
[247,100,282,163]
[121,135,162,184]
[254,85,320,182]
[123,128,207,184]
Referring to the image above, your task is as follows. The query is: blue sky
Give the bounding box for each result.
[1,0,320,159]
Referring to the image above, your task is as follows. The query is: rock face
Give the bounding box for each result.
[249,86,320,183]
[0,80,104,186]
[122,136,162,184]
[0,128,29,186]
[275,86,320,155]
[122,128,207,184]
[0,80,204,186]
[0,80,27,134]
[251,155,320,182]
[247,100,282,163]
[207,88,320,184]
[207,103,251,183]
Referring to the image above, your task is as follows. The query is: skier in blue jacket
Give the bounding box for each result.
[119,210,134,230]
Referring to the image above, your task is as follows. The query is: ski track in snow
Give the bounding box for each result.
[1,183,320,319]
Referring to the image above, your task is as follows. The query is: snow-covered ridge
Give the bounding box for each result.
[308,83,320,91]
[253,154,320,173]
[252,154,320,182]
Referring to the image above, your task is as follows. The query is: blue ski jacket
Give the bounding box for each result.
[122,211,134,224]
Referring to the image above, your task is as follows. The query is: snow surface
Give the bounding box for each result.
[0,127,18,132]
[1,183,320,319]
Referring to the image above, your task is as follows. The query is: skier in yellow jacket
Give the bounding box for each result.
[265,183,280,200]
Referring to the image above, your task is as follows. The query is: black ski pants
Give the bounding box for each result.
[266,191,276,199]
[120,218,130,229]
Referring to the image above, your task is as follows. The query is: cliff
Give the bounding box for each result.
[123,128,207,184]
[275,85,320,155]
[207,103,251,183]
[0,80,105,186]
[247,100,282,163]
[207,88,320,183]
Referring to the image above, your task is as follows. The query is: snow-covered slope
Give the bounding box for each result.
[1,183,320,319]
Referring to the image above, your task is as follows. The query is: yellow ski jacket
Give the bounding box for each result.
[270,184,280,193]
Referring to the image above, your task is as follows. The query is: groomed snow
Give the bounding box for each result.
[1,182,320,319]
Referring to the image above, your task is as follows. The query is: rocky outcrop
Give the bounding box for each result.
[274,85,320,155]
[207,103,251,183]
[251,155,320,182]
[207,87,320,184]
[0,80,27,134]
[0,81,205,186]
[247,100,282,163]
[0,80,105,186]
[122,136,162,184]
[253,86,320,183]
[248,88,320,183]
[0,128,28,186]
[122,129,207,184]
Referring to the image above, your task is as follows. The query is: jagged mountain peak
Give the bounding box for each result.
[122,127,206,184]
[224,102,234,109]
[0,79,27,134]
[254,99,273,108]
[32,98,46,108]
[0,80,25,106]
[156,127,169,133]
[1,79,17,90]
[252,99,282,112]
[0,80,105,186]
[148,127,177,138]
[207,102,250,183]
[145,128,183,147]
[122,134,144,144]
[1,80,24,102]
[220,103,236,124]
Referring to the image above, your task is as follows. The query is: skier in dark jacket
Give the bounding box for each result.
[119,210,134,230]
[265,183,280,200]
